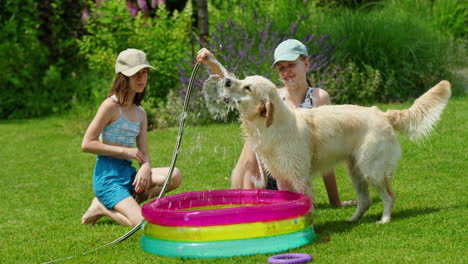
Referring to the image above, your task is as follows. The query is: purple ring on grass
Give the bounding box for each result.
[268,253,313,263]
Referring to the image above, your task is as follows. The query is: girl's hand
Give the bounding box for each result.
[197,48,226,78]
[197,48,215,64]
[133,166,151,193]
[121,147,145,163]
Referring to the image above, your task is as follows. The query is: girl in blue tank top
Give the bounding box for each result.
[81,49,182,227]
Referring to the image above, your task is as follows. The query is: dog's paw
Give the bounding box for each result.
[377,216,391,224]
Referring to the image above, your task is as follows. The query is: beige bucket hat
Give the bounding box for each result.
[115,48,155,76]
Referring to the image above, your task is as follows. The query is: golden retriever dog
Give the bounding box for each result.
[206,76,451,223]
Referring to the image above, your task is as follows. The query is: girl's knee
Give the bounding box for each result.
[231,167,244,189]
[127,214,144,226]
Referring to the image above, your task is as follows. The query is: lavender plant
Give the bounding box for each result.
[174,12,338,125]
[311,61,383,105]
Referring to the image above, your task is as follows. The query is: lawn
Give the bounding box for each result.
[0,96,466,264]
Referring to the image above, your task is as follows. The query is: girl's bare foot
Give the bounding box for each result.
[81,198,105,225]
[341,200,357,206]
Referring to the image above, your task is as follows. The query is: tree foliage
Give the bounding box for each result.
[0,0,465,121]
[79,0,193,106]
[0,0,86,119]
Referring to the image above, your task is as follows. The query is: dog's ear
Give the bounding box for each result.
[257,101,274,128]
[265,101,274,128]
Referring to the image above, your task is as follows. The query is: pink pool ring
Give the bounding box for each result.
[141,189,312,226]
[141,189,314,258]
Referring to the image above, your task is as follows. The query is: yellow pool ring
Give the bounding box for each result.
[143,214,312,241]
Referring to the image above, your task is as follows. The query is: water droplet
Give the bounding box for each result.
[254,151,265,183]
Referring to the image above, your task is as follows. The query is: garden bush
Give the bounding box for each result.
[165,0,465,129]
[78,0,193,107]
[166,12,339,128]
[2,0,465,123]
[0,0,47,118]
[380,0,467,39]
[0,0,85,119]
[310,7,455,102]
[310,61,383,105]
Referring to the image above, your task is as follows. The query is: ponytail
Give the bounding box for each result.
[306,76,314,88]
[298,55,315,88]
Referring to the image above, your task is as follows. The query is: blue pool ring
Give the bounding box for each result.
[140,227,315,258]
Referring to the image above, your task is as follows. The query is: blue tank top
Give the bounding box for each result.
[101,98,141,147]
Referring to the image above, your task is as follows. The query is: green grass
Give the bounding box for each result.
[0,96,467,264]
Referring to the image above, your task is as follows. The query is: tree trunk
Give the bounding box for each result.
[197,0,209,47]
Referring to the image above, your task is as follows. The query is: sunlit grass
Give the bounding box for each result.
[0,96,466,264]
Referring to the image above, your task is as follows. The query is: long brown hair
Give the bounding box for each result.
[108,73,146,106]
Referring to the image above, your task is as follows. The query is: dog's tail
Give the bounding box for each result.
[383,80,451,141]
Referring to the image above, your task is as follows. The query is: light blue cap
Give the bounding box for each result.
[272,39,308,68]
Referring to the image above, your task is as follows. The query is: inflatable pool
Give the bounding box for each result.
[140,189,315,258]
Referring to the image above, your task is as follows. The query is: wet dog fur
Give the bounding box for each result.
[210,76,451,223]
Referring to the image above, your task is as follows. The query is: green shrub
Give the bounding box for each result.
[432,0,467,39]
[381,0,467,39]
[79,0,193,107]
[171,11,337,128]
[0,0,48,118]
[145,89,214,129]
[156,0,466,128]
[314,7,454,102]
[204,0,461,104]
[135,4,193,105]
[79,1,133,76]
[210,0,321,37]
[311,61,383,105]
[0,0,86,119]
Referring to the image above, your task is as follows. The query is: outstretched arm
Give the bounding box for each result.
[197,48,229,79]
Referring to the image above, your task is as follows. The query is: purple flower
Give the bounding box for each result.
[126,1,138,17]
[81,7,90,23]
[137,0,149,15]
[303,34,315,44]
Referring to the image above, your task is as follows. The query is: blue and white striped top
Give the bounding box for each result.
[101,99,141,147]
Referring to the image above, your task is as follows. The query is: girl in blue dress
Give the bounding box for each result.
[81,49,182,226]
